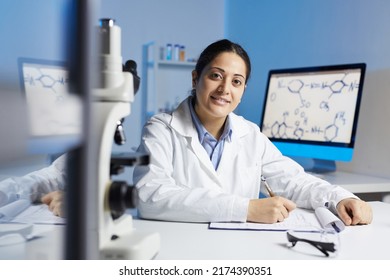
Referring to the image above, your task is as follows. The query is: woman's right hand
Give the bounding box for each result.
[41,190,65,218]
[247,197,296,223]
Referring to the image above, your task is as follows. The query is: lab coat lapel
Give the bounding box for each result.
[216,137,238,175]
[217,113,248,176]
[170,98,220,183]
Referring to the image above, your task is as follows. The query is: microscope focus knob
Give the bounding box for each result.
[108,181,138,219]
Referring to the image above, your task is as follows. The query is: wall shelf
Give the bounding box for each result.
[141,42,196,125]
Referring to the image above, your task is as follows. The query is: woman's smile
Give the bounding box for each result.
[210,95,231,105]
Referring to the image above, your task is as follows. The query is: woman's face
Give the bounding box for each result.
[192,52,247,122]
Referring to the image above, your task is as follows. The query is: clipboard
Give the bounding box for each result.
[209,207,345,232]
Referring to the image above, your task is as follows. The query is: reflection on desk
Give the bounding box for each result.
[0,224,64,260]
[0,201,389,260]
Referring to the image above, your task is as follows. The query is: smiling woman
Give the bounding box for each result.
[133,39,372,226]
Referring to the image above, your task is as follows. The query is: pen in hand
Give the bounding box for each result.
[261,175,275,197]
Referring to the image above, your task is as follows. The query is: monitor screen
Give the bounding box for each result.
[260,63,366,170]
[18,58,82,154]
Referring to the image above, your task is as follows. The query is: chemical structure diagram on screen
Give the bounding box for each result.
[23,65,69,103]
[262,72,359,143]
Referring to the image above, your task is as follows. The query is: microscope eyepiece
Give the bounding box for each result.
[99,18,115,27]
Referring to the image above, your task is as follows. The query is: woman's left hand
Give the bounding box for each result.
[336,198,373,225]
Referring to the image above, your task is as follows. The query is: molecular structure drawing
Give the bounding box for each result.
[21,63,81,136]
[262,70,360,143]
[23,65,69,102]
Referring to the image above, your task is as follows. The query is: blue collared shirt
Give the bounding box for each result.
[189,98,232,170]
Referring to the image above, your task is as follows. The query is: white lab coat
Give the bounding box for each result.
[133,97,357,223]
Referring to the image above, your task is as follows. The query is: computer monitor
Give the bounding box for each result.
[18,58,82,154]
[260,63,366,172]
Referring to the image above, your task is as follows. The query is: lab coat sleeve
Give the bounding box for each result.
[133,117,250,223]
[260,136,359,213]
[0,154,67,206]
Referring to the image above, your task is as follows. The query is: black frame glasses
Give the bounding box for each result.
[286,231,337,257]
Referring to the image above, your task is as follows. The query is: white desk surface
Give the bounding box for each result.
[1,201,389,260]
[135,201,390,260]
